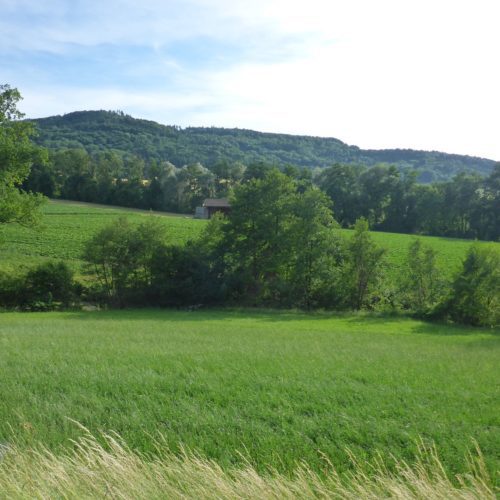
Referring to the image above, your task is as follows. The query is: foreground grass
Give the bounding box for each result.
[0,430,495,499]
[0,310,498,480]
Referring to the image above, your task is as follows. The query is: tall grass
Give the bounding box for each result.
[0,429,495,499]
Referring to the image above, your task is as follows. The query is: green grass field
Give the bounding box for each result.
[0,199,497,280]
[0,200,205,275]
[0,309,498,479]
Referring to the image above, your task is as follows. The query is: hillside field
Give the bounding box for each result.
[0,199,498,280]
[0,309,498,480]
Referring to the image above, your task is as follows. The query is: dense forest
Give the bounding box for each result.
[31,110,496,182]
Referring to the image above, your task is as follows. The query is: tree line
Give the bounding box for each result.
[24,148,500,241]
[1,84,499,326]
[4,170,499,327]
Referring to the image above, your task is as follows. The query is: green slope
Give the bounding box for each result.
[31,110,497,181]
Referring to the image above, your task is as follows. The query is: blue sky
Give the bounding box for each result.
[1,0,499,159]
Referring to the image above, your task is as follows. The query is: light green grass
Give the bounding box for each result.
[0,309,498,479]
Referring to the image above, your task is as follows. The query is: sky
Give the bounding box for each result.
[1,0,499,160]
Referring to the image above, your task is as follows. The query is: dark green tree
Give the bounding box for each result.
[442,245,500,326]
[224,169,297,303]
[0,84,46,226]
[315,163,363,226]
[403,239,443,313]
[83,217,167,306]
[288,188,344,308]
[345,218,386,309]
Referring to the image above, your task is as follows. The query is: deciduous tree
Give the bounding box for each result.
[0,84,46,226]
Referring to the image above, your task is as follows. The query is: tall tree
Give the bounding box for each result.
[403,239,443,313]
[315,163,363,226]
[0,84,46,226]
[288,187,344,308]
[224,169,296,302]
[345,218,386,309]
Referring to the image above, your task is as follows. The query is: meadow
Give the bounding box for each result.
[0,309,498,482]
[0,199,497,280]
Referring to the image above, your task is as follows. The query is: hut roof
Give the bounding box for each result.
[202,198,230,208]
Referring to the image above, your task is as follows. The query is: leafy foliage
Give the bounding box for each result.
[344,218,386,309]
[401,239,444,314]
[0,84,47,226]
[83,217,167,306]
[0,261,77,310]
[440,245,500,326]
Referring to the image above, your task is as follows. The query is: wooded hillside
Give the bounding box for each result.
[31,110,496,182]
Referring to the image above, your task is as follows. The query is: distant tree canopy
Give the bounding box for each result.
[31,110,496,182]
[22,143,500,241]
[316,163,500,241]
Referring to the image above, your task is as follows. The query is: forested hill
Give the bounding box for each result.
[31,110,496,181]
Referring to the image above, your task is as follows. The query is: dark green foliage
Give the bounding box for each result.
[344,218,386,309]
[0,84,47,226]
[402,239,445,314]
[440,246,500,326]
[82,217,167,306]
[22,162,56,197]
[149,244,223,307]
[471,163,500,241]
[287,188,345,309]
[31,110,495,180]
[0,273,24,309]
[316,163,500,241]
[23,261,76,310]
[221,170,344,307]
[223,170,298,303]
[315,163,362,226]
[0,261,77,310]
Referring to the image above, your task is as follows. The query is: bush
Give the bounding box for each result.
[0,261,78,311]
[82,217,168,307]
[0,273,24,309]
[439,245,500,326]
[22,261,77,310]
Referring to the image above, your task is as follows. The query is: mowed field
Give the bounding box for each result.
[0,199,498,280]
[0,309,498,479]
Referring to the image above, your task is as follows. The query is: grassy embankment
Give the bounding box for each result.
[0,199,497,280]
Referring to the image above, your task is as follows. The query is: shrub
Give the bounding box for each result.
[82,217,168,307]
[440,245,500,326]
[23,261,77,310]
[0,262,77,311]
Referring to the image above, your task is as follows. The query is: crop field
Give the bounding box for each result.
[0,199,497,280]
[0,309,498,481]
[0,200,205,275]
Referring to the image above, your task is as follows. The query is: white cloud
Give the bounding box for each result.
[7,0,500,159]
